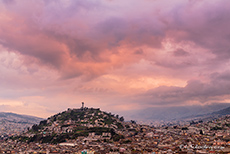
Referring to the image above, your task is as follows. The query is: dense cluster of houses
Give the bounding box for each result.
[1,108,230,153]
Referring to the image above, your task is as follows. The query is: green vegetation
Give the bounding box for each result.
[225,123,230,127]
[13,126,122,143]
[12,107,127,144]
[111,134,124,141]
[181,127,188,130]
[123,139,132,144]
[210,126,223,130]
[117,122,124,129]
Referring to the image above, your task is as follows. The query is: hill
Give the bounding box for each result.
[183,106,230,123]
[212,106,230,115]
[12,107,139,144]
[0,112,43,138]
[4,111,230,153]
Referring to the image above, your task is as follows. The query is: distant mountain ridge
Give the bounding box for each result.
[212,106,230,115]
[181,106,230,121]
[0,112,43,123]
[127,103,230,124]
[0,112,43,138]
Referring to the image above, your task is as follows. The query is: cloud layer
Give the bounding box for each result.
[0,0,230,117]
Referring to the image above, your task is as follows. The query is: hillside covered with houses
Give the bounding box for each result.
[11,107,131,144]
[6,106,230,153]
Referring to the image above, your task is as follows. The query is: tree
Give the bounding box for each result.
[200,130,203,135]
[32,124,39,132]
[119,116,124,122]
[181,127,188,130]
[131,120,136,124]
[39,120,47,126]
[110,128,116,137]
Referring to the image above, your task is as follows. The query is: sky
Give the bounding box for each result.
[0,0,230,118]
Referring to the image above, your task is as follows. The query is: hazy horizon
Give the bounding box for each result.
[0,0,230,118]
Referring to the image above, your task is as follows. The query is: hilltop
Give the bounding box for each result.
[12,107,141,144]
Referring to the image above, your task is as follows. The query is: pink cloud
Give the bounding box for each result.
[0,0,230,117]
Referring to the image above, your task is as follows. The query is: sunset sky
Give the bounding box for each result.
[0,0,230,118]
